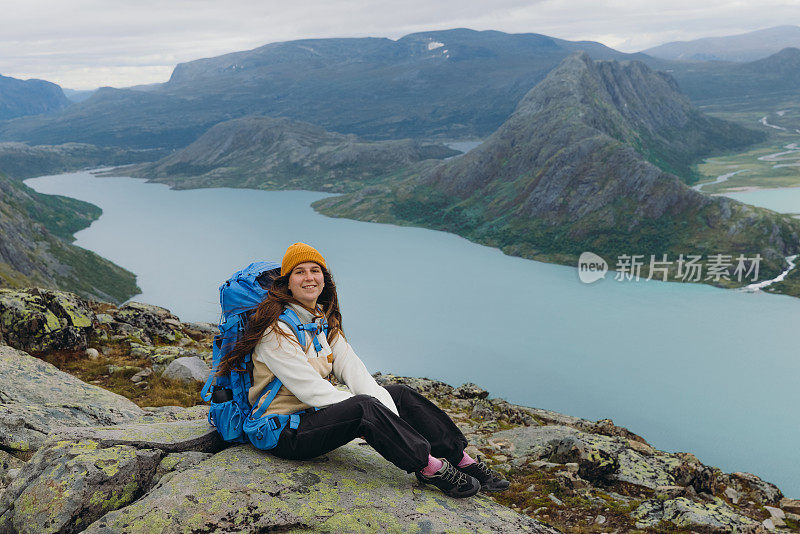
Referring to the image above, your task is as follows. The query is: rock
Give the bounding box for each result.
[781,497,800,514]
[86,347,100,359]
[107,364,141,375]
[724,486,740,504]
[656,485,685,499]
[152,451,213,486]
[130,368,153,383]
[83,443,557,533]
[633,497,760,532]
[763,517,775,531]
[0,439,162,534]
[548,435,619,482]
[496,425,688,490]
[183,322,217,336]
[670,458,718,495]
[113,301,182,343]
[143,345,212,372]
[136,405,208,424]
[454,382,489,399]
[162,356,210,383]
[587,418,648,445]
[59,419,223,454]
[0,288,95,352]
[0,345,143,453]
[727,471,783,504]
[594,514,606,525]
[0,450,24,486]
[548,493,563,506]
[764,505,787,527]
[764,506,785,520]
[786,512,800,522]
[95,313,114,325]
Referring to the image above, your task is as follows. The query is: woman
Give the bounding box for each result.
[219,242,509,498]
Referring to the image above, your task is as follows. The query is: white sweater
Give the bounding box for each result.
[251,302,398,416]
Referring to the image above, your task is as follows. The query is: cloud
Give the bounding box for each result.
[0,0,797,88]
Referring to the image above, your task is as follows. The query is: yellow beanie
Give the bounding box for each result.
[281,242,327,276]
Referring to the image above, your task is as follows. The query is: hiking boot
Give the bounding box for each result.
[415,458,481,498]
[456,456,510,492]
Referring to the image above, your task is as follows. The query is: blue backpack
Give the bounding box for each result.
[200,261,328,450]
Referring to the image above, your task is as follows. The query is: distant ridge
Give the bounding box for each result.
[0,29,645,149]
[0,74,69,120]
[316,53,798,280]
[643,25,800,62]
[127,116,456,192]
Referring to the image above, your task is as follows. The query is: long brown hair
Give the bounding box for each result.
[217,265,343,375]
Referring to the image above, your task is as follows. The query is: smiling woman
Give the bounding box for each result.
[216,242,509,498]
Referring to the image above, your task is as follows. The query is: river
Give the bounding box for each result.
[25,170,800,497]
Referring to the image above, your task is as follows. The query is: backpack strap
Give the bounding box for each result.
[279,308,329,353]
[251,376,283,419]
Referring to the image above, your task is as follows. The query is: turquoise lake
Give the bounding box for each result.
[26,171,800,497]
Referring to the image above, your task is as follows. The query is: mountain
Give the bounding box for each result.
[0,74,70,120]
[127,116,456,192]
[0,171,139,302]
[315,53,799,281]
[0,29,646,149]
[643,25,800,62]
[663,47,800,105]
[0,142,166,180]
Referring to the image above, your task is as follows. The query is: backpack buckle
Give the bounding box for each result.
[268,417,281,431]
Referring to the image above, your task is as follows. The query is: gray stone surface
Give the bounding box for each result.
[113,302,182,343]
[162,356,210,383]
[84,442,557,534]
[59,419,222,453]
[0,289,95,352]
[0,439,161,534]
[633,497,761,532]
[0,345,143,452]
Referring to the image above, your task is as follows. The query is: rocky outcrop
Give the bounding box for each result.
[0,288,95,352]
[0,345,143,453]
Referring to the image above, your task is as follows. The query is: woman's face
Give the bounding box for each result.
[288,262,325,308]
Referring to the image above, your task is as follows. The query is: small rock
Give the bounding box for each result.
[724,486,740,504]
[526,484,537,492]
[564,462,579,473]
[594,515,606,525]
[781,498,800,514]
[786,512,800,522]
[131,368,154,383]
[531,460,559,469]
[454,383,489,400]
[764,505,785,520]
[162,356,210,383]
[655,485,684,499]
[548,493,563,506]
[86,348,99,360]
[108,364,142,375]
[763,518,775,531]
[95,313,114,324]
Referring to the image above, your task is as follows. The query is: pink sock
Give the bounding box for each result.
[420,455,444,476]
[458,451,476,468]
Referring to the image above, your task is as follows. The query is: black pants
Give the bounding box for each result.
[270,384,468,473]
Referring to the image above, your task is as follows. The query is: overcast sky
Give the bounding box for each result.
[1,0,798,90]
